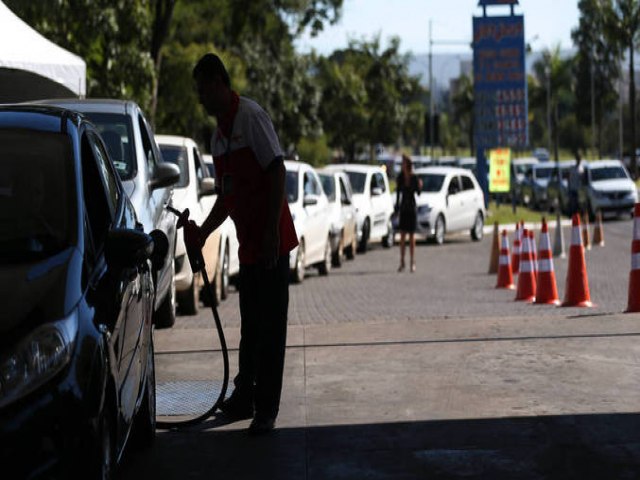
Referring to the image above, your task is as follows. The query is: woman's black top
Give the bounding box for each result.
[395,173,420,233]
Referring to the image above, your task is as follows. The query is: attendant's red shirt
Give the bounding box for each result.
[212,94,298,264]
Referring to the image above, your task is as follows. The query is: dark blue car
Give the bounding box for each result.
[0,106,164,479]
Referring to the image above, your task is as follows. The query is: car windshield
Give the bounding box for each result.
[534,166,553,179]
[159,145,189,188]
[418,174,446,192]
[514,163,534,176]
[85,113,135,181]
[590,166,628,181]
[286,170,299,203]
[319,174,336,202]
[0,129,76,262]
[346,171,367,193]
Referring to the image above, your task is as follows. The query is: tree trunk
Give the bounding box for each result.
[630,44,637,178]
[149,0,177,127]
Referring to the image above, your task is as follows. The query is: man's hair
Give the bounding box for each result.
[193,53,231,87]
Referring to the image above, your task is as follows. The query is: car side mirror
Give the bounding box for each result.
[371,187,383,196]
[303,194,319,207]
[105,228,154,270]
[199,177,216,197]
[149,162,180,190]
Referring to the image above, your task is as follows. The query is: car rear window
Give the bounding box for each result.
[159,145,189,188]
[418,174,445,192]
[0,129,76,261]
[86,113,135,181]
[346,172,367,193]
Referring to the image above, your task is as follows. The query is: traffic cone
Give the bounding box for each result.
[488,221,500,274]
[535,218,560,305]
[582,212,591,251]
[496,230,515,290]
[512,223,521,274]
[529,229,538,280]
[626,204,640,312]
[553,211,566,258]
[592,210,605,247]
[515,228,536,302]
[561,214,593,307]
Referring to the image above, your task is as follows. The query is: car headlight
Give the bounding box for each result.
[417,205,432,215]
[0,310,77,409]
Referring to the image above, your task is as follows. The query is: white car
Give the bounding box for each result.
[414,166,486,244]
[156,135,235,313]
[318,169,358,267]
[323,164,394,252]
[285,160,332,283]
[581,159,638,219]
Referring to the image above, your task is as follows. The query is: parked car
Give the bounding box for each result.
[580,159,638,219]
[457,157,478,178]
[37,99,180,328]
[413,166,486,244]
[156,135,234,313]
[285,160,332,283]
[0,106,161,478]
[511,157,539,204]
[546,160,576,214]
[520,162,556,210]
[323,164,394,252]
[318,169,358,266]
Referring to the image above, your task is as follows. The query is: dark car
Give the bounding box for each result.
[0,106,163,479]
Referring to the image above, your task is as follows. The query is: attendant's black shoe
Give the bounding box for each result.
[248,416,275,435]
[219,391,254,421]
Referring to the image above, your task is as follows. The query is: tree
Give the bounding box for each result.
[452,74,474,155]
[603,0,640,177]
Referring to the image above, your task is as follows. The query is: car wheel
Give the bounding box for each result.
[153,257,176,329]
[357,219,370,253]
[318,236,332,275]
[331,231,344,267]
[381,217,394,248]
[433,214,445,245]
[221,244,230,300]
[177,275,198,316]
[291,240,305,284]
[345,226,357,260]
[471,211,484,241]
[131,333,156,449]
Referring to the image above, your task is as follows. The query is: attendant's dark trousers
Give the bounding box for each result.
[235,255,289,419]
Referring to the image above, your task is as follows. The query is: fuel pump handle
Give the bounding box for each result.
[167,206,206,274]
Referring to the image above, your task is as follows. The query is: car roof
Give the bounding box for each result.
[0,105,84,131]
[285,159,314,172]
[32,98,135,115]
[414,166,473,176]
[512,157,539,165]
[155,134,195,148]
[325,163,384,173]
[586,159,624,168]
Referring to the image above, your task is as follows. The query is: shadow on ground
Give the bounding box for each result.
[119,412,640,480]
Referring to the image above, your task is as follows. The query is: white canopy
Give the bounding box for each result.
[0,1,86,102]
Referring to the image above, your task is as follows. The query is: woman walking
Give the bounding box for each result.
[395,154,422,272]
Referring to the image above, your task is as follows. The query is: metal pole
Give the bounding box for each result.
[429,19,434,161]
[590,47,596,159]
[620,66,624,161]
[546,65,552,156]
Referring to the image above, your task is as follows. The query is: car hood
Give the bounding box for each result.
[0,247,81,335]
[591,178,635,192]
[415,192,441,207]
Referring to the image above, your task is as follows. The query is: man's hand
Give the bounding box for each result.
[262,227,280,269]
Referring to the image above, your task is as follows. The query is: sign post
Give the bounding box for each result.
[473,0,527,207]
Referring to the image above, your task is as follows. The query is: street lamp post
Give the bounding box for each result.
[590,46,597,159]
[545,64,552,157]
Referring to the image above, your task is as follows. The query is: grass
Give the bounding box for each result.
[486,201,559,226]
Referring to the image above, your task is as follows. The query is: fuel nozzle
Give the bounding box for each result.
[167,206,205,274]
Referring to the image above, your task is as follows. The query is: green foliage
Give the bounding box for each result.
[296,135,332,167]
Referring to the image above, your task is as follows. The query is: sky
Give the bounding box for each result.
[295,0,580,56]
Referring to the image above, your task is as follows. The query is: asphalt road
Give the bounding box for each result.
[117,216,640,480]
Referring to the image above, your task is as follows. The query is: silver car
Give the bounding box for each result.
[38,99,180,328]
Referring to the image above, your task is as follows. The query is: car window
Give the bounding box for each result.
[373,172,387,193]
[448,176,461,195]
[286,170,299,203]
[0,129,76,262]
[89,131,120,216]
[81,132,113,253]
[319,174,336,202]
[461,175,475,191]
[417,173,445,192]
[159,145,189,188]
[193,147,207,180]
[346,171,367,193]
[339,176,351,204]
[304,171,321,196]
[138,114,158,176]
[89,113,135,180]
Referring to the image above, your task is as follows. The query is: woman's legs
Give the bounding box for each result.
[409,232,416,272]
[399,232,406,270]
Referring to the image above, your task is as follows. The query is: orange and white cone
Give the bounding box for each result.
[592,210,605,247]
[515,228,536,302]
[512,223,521,274]
[529,229,538,280]
[489,221,500,274]
[535,218,560,305]
[561,214,593,307]
[626,204,640,312]
[582,212,591,251]
[496,230,515,289]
